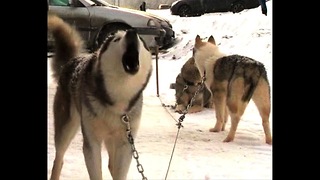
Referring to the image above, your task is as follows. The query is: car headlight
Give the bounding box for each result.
[147,19,157,27]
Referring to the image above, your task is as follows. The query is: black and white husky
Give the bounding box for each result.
[48,14,153,180]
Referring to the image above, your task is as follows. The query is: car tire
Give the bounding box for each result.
[94,24,131,51]
[177,4,192,17]
[231,1,245,13]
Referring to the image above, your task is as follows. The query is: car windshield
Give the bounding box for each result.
[90,0,117,7]
[75,0,108,7]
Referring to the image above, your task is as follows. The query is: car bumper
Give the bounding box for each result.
[161,27,175,48]
[135,27,175,48]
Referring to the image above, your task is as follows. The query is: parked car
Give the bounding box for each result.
[170,0,261,17]
[48,0,175,52]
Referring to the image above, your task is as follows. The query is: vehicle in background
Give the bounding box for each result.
[170,0,261,17]
[48,0,175,52]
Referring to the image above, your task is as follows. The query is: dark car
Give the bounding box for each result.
[170,0,261,17]
[48,0,175,52]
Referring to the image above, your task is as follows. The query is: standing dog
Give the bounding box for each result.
[48,14,153,180]
[193,35,272,145]
[173,57,213,114]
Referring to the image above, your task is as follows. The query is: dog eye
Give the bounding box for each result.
[113,37,121,42]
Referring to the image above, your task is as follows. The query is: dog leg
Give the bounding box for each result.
[223,78,250,142]
[223,103,247,142]
[260,110,272,145]
[51,127,79,180]
[106,138,132,180]
[82,129,103,180]
[252,80,272,145]
[209,87,227,132]
[223,114,240,142]
[221,108,229,131]
[50,99,80,180]
[203,86,214,108]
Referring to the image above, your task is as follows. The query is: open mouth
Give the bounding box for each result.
[122,29,140,75]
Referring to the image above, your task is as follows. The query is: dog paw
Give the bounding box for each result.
[188,109,202,113]
[187,106,203,114]
[209,127,221,132]
[266,138,272,145]
[175,104,186,114]
[223,136,234,142]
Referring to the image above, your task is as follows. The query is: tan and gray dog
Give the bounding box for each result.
[193,35,272,145]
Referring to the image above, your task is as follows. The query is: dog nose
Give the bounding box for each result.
[125,29,138,42]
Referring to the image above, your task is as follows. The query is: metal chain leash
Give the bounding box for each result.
[122,114,147,180]
[164,73,206,179]
[175,73,207,120]
[120,74,206,180]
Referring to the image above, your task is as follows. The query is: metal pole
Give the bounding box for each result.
[155,45,159,97]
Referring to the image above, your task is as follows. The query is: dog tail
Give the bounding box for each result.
[242,62,268,102]
[48,13,84,80]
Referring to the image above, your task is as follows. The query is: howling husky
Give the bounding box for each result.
[48,13,153,180]
[193,35,272,145]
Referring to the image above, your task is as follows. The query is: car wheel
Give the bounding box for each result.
[94,24,131,51]
[231,2,245,13]
[178,4,191,17]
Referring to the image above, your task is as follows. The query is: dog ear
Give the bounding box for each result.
[196,35,202,43]
[208,35,216,45]
[195,35,202,47]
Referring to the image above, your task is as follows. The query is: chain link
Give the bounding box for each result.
[122,114,148,180]
[182,75,206,115]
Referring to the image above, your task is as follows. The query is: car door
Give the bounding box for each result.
[49,2,91,47]
[204,0,228,13]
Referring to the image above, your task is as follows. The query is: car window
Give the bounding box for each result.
[71,0,85,7]
[49,0,69,6]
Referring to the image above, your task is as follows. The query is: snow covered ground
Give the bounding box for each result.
[47,2,272,179]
